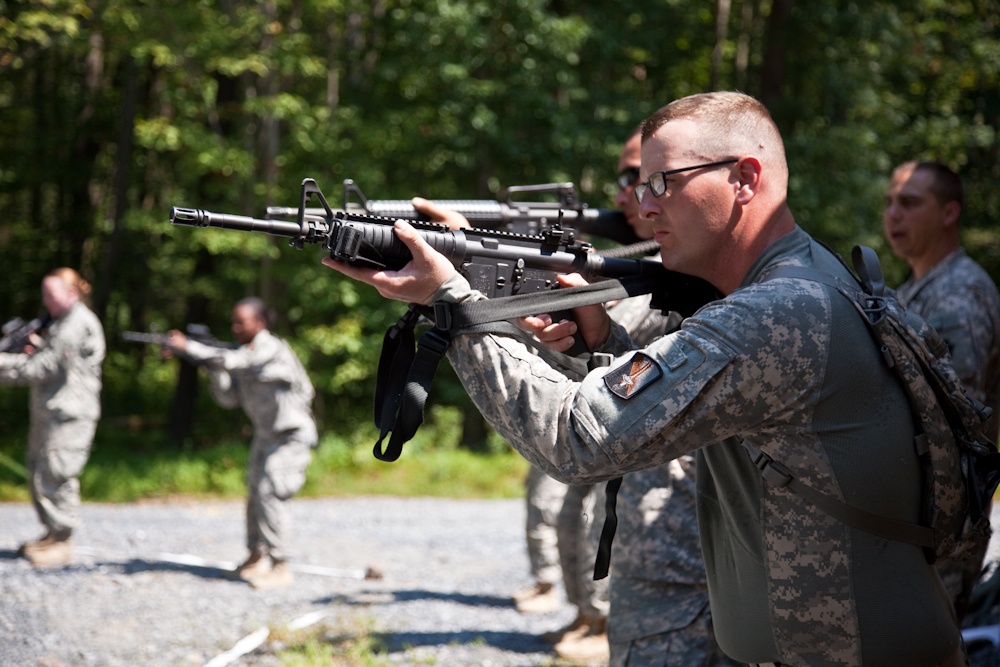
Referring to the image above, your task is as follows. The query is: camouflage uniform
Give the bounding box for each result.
[604,294,738,666]
[0,302,105,538]
[184,329,317,562]
[557,482,609,621]
[435,227,959,666]
[897,248,1000,622]
[524,464,568,588]
[896,249,1000,431]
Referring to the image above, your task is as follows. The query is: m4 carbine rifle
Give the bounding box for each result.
[171,178,711,313]
[122,324,235,355]
[0,314,52,353]
[171,178,718,461]
[264,178,642,246]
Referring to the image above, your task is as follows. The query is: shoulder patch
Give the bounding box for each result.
[604,352,663,399]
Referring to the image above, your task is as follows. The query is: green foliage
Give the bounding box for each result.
[0,420,528,503]
[1,0,999,464]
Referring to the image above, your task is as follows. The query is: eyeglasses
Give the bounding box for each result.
[634,158,739,204]
[616,167,641,190]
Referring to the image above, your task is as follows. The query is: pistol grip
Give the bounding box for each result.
[551,309,590,357]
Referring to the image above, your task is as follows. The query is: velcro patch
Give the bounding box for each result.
[604,352,663,399]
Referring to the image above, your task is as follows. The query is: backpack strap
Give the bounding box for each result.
[752,262,935,549]
[739,437,934,547]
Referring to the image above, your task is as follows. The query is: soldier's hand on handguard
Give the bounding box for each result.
[23,331,43,354]
[322,220,458,305]
[162,330,187,359]
[411,197,471,231]
[519,273,612,352]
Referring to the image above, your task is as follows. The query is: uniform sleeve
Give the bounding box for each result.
[0,340,66,385]
[444,302,765,484]
[927,286,998,406]
[441,276,835,486]
[184,340,242,408]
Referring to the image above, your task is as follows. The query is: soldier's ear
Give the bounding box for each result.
[942,200,961,229]
[734,157,762,205]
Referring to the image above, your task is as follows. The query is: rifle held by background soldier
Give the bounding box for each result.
[265,179,641,245]
[0,314,52,353]
[122,324,234,361]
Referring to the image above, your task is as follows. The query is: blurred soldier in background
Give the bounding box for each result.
[883,160,1000,623]
[512,465,568,614]
[166,297,318,590]
[1,268,105,568]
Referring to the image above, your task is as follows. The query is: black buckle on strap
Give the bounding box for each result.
[418,328,451,357]
[432,302,452,331]
[750,450,793,488]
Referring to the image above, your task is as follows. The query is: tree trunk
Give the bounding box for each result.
[95,56,137,322]
[759,0,795,110]
[712,0,733,91]
[167,253,213,447]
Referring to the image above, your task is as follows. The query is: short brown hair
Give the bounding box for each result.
[897,160,964,210]
[641,92,787,187]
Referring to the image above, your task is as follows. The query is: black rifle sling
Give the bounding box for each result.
[593,475,623,580]
[373,304,459,463]
[372,272,671,463]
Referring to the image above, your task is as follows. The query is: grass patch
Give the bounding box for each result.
[0,407,529,503]
[260,615,392,667]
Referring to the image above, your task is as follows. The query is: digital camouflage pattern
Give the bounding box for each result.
[896,248,1000,620]
[524,465,568,586]
[603,294,738,666]
[897,248,1000,428]
[436,227,959,666]
[184,329,317,561]
[556,482,608,620]
[0,301,105,537]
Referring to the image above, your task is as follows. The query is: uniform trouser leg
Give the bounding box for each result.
[27,416,96,539]
[935,503,992,624]
[608,596,741,667]
[246,437,313,562]
[557,483,609,618]
[525,466,569,586]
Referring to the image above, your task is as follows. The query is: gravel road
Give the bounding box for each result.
[4,497,1000,667]
[0,496,580,667]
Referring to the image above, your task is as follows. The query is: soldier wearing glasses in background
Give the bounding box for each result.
[325,91,965,666]
[883,160,1000,625]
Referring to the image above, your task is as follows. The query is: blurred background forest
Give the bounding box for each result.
[1,0,999,489]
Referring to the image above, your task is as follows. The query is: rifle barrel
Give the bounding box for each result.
[121,331,167,344]
[171,207,306,238]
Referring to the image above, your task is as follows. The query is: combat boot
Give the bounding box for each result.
[235,550,271,581]
[542,612,588,643]
[514,581,561,614]
[247,560,294,590]
[553,616,608,664]
[18,531,54,558]
[26,536,73,568]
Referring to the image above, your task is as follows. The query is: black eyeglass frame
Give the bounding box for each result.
[616,167,641,190]
[633,158,739,204]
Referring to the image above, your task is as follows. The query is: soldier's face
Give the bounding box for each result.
[614,133,653,240]
[41,276,78,319]
[637,120,739,280]
[883,165,952,262]
[231,305,265,345]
